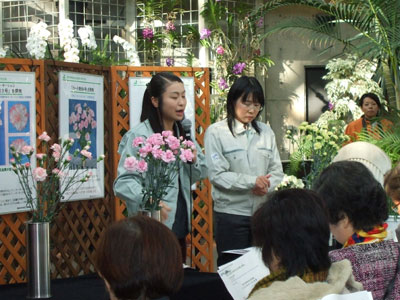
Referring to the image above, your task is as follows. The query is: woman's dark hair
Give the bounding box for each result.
[384,162,400,201]
[141,72,184,135]
[359,92,381,109]
[313,161,388,231]
[252,189,331,277]
[226,76,265,136]
[96,216,183,300]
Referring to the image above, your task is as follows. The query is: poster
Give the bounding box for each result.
[0,71,36,214]
[128,76,196,137]
[59,71,104,201]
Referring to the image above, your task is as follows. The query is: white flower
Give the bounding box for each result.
[26,21,50,59]
[0,46,9,58]
[58,19,80,63]
[113,35,141,66]
[78,25,97,50]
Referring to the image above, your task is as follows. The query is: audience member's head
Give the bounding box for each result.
[384,162,400,214]
[313,161,388,244]
[96,216,183,300]
[252,189,331,277]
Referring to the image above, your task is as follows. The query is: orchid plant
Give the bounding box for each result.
[123,131,195,212]
[275,174,305,191]
[10,131,105,222]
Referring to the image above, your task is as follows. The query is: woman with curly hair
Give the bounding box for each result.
[314,161,400,300]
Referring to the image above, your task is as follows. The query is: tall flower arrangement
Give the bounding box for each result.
[58,19,80,63]
[10,132,105,222]
[286,122,349,188]
[123,131,195,212]
[113,35,141,66]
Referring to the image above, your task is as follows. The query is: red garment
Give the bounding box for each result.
[345,116,392,142]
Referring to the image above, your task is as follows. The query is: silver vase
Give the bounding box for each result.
[138,209,161,222]
[26,221,51,299]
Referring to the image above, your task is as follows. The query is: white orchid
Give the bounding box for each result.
[113,35,141,66]
[58,19,80,63]
[26,21,51,59]
[78,25,97,50]
[0,46,9,58]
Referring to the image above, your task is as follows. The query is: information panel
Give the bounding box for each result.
[59,71,105,201]
[0,71,36,214]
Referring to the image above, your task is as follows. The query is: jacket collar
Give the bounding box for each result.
[233,119,253,135]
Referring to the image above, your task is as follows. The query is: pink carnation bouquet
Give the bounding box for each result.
[123,131,196,212]
[10,131,105,222]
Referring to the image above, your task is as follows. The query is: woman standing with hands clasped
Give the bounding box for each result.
[113,72,207,260]
[205,76,284,266]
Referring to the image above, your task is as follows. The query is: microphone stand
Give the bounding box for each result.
[185,131,194,268]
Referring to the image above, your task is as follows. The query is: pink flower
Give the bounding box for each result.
[10,138,27,154]
[21,145,34,155]
[80,149,92,160]
[137,160,148,173]
[51,143,61,153]
[133,136,144,147]
[9,103,28,131]
[180,149,194,163]
[66,155,72,161]
[52,151,61,162]
[10,158,15,164]
[161,150,176,163]
[218,77,229,90]
[165,135,180,150]
[24,162,31,168]
[91,120,97,128]
[75,103,82,114]
[76,132,81,139]
[33,167,47,181]
[233,62,246,75]
[147,133,164,146]
[52,168,65,177]
[183,140,195,150]
[36,153,45,160]
[165,21,176,32]
[162,131,173,138]
[216,45,225,55]
[38,131,51,142]
[124,156,138,172]
[151,146,163,159]
[139,143,153,157]
[200,28,211,40]
[85,132,90,141]
[142,27,154,39]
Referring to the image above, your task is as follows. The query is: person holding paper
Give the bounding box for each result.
[205,76,284,266]
[248,189,362,300]
[113,72,207,260]
[314,161,400,300]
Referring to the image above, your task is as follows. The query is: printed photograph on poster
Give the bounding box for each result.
[8,101,30,133]
[0,101,5,165]
[68,99,98,169]
[0,71,36,215]
[58,71,104,202]
[128,77,196,137]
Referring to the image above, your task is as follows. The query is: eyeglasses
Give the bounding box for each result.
[240,101,263,112]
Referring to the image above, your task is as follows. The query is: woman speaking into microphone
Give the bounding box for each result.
[205,76,283,266]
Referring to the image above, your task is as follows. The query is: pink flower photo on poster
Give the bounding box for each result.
[9,102,29,132]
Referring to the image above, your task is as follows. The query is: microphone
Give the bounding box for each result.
[181,118,192,141]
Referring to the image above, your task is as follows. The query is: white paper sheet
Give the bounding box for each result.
[321,291,373,300]
[217,247,269,300]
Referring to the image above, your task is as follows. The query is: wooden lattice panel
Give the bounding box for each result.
[110,66,214,271]
[0,59,113,284]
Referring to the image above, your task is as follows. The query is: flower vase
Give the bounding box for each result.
[138,209,161,222]
[26,221,51,299]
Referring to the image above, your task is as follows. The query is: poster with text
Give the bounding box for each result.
[128,76,196,137]
[59,71,104,201]
[0,71,36,214]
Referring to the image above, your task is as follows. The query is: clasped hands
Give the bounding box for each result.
[252,174,271,196]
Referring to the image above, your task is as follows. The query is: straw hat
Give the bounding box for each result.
[333,141,392,186]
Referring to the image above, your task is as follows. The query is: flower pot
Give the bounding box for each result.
[26,221,51,299]
[138,209,161,222]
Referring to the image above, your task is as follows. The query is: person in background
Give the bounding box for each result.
[205,76,284,266]
[113,72,207,260]
[384,162,400,241]
[249,189,362,300]
[96,216,183,300]
[345,93,392,142]
[314,161,400,300]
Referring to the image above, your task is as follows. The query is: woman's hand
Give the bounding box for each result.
[252,174,271,196]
